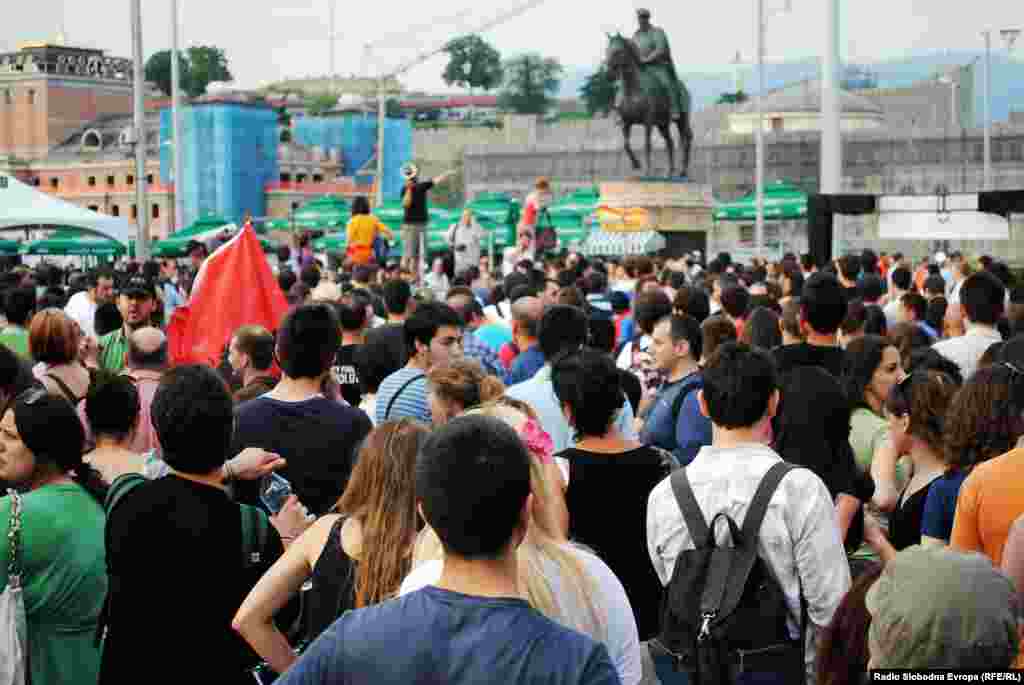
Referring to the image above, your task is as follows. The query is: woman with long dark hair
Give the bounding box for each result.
[234,420,427,675]
[344,195,393,267]
[0,390,108,685]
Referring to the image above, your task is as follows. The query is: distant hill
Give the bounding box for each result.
[561,52,1024,126]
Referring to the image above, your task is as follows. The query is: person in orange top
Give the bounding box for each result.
[345,195,393,266]
[950,444,1024,566]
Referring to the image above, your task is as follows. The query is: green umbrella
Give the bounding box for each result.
[21,229,126,257]
[0,238,21,256]
[272,196,351,232]
[546,187,600,249]
[713,180,808,221]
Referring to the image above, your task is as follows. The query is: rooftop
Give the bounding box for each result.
[737,80,884,116]
[0,42,131,82]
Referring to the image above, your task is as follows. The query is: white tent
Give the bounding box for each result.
[877,193,1011,241]
[0,173,136,245]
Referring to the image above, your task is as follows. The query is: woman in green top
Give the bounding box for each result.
[842,335,906,570]
[0,389,108,685]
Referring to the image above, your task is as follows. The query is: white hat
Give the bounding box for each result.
[401,163,419,180]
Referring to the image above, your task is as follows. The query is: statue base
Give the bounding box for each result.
[599,180,714,233]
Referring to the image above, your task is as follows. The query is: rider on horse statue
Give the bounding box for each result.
[629,8,687,119]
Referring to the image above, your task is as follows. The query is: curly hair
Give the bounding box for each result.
[943,364,1024,471]
[426,359,505,413]
[885,370,957,454]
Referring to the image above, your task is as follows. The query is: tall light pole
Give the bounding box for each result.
[820,0,842,196]
[171,0,184,234]
[328,0,337,93]
[982,28,1020,191]
[754,0,765,260]
[131,0,149,260]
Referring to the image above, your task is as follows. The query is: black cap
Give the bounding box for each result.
[186,240,206,256]
[637,7,651,17]
[122,276,157,299]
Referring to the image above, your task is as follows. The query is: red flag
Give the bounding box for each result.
[167,224,288,367]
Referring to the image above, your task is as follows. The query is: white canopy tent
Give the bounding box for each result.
[877,193,1011,241]
[0,173,136,245]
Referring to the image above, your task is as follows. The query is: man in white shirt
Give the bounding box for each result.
[933,271,1005,381]
[883,266,911,328]
[647,342,849,684]
[945,251,969,304]
[65,268,115,339]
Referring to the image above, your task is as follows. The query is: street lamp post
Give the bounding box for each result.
[982,28,1020,191]
[171,0,184,235]
[130,0,149,260]
[755,0,765,260]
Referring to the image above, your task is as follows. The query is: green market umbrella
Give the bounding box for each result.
[21,229,126,257]
[268,196,351,232]
[151,214,232,257]
[0,238,21,256]
[713,180,808,221]
[546,187,599,249]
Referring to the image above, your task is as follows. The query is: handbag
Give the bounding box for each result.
[0,490,28,685]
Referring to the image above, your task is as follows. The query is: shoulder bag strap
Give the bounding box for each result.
[45,372,80,405]
[741,462,798,544]
[6,490,23,583]
[104,473,148,515]
[669,468,711,546]
[384,373,426,421]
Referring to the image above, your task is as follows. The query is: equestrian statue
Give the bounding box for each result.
[606,8,693,178]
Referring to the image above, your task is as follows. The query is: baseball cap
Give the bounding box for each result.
[121,276,157,299]
[865,545,1020,669]
[186,240,206,256]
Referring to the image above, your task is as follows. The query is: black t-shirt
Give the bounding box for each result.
[772,342,846,378]
[842,286,861,304]
[100,476,285,685]
[333,344,362,407]
[889,478,940,552]
[233,396,373,516]
[366,323,409,369]
[556,445,675,641]
[403,180,435,224]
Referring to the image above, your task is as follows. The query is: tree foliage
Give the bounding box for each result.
[186,46,233,97]
[497,53,563,116]
[144,46,232,98]
[144,50,191,97]
[580,66,616,116]
[305,93,338,117]
[442,35,504,93]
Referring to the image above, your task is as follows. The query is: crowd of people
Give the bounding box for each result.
[1,239,1024,685]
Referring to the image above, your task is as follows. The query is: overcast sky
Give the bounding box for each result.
[3,0,1022,92]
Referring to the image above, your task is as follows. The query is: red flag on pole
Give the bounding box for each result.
[167,223,288,367]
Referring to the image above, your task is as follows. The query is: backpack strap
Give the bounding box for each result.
[104,473,148,514]
[669,468,711,547]
[384,373,425,421]
[741,462,798,544]
[670,374,703,430]
[240,503,270,569]
[45,372,81,405]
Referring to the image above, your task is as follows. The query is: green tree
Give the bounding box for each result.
[442,35,504,93]
[385,98,403,119]
[580,65,616,116]
[305,93,338,117]
[498,53,563,116]
[185,45,233,97]
[144,50,191,97]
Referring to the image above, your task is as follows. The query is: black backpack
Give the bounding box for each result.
[654,462,805,684]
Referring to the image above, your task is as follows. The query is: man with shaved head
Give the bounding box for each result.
[446,288,509,382]
[506,295,546,386]
[124,326,169,453]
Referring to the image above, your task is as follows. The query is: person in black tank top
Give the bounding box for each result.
[863,371,957,563]
[233,420,428,675]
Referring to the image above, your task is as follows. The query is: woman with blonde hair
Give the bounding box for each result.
[426,358,506,426]
[401,397,643,685]
[234,420,428,676]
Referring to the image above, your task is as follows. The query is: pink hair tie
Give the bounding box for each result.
[521,418,554,464]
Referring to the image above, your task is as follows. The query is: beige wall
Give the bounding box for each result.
[728,111,886,135]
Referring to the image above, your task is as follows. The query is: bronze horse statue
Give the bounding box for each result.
[605,33,693,178]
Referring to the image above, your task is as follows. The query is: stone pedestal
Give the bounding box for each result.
[598,180,714,233]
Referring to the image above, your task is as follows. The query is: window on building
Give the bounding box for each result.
[313,174,323,183]
[280,173,292,183]
[739,225,755,245]
[296,174,307,184]
[152,204,160,219]
[770,117,784,132]
[27,89,35,105]
[291,202,300,211]
[2,90,10,105]
[50,178,59,190]
[87,176,97,187]
[87,205,99,212]
[127,175,135,186]
[107,175,115,186]
[146,174,154,185]
[111,205,120,217]
[131,205,138,219]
